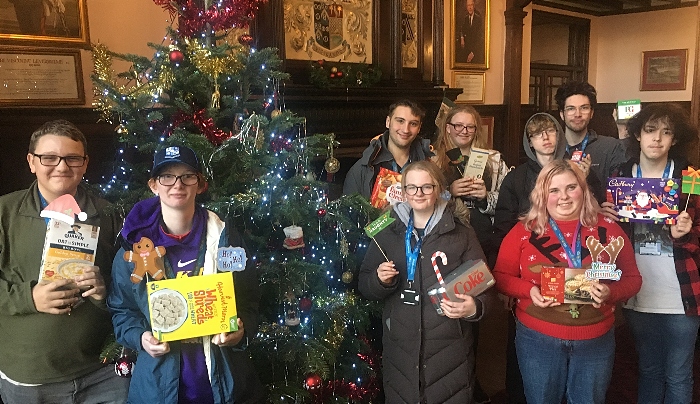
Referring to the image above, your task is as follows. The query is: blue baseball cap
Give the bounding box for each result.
[152,145,201,176]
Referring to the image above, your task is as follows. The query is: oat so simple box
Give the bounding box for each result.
[39,219,100,281]
[147,272,238,342]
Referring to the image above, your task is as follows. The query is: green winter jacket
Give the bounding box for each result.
[0,181,121,384]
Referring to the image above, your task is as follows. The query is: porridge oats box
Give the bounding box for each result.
[147,272,238,342]
[39,219,100,281]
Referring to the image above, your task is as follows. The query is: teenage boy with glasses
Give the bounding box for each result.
[555,81,626,202]
[0,120,128,403]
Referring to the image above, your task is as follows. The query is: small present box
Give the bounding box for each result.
[682,167,700,195]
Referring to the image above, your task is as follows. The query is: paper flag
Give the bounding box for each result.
[364,211,395,238]
[682,167,700,195]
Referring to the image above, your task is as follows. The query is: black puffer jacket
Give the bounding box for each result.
[359,200,493,404]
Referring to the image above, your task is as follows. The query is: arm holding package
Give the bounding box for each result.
[358,232,399,301]
[480,156,510,216]
[108,247,152,351]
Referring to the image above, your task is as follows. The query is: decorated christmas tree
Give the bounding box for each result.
[92,0,382,402]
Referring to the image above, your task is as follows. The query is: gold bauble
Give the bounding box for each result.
[341,271,353,284]
[324,157,340,174]
[115,124,128,134]
[271,109,282,118]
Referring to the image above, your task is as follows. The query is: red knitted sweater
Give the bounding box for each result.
[494,214,642,340]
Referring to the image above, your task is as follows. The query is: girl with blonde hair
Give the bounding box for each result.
[494,159,641,404]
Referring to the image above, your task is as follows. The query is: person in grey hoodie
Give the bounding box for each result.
[494,113,568,243]
[492,112,566,404]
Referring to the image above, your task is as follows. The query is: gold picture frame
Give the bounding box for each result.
[0,0,90,48]
[453,71,485,104]
[450,0,489,70]
[283,0,374,63]
[0,47,85,105]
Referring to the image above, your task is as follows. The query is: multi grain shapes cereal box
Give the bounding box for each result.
[147,272,238,342]
[39,219,100,281]
[370,167,404,209]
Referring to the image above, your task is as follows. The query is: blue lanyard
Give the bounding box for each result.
[405,212,433,284]
[566,133,589,157]
[548,218,582,268]
[635,159,671,178]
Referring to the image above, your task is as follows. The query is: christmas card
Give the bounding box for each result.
[147,272,238,342]
[606,177,680,224]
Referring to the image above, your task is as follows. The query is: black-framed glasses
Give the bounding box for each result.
[404,184,436,196]
[447,122,478,134]
[529,127,557,139]
[563,105,592,116]
[32,154,87,167]
[157,174,199,186]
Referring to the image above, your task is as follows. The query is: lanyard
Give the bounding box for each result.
[635,159,671,178]
[548,218,582,268]
[405,211,433,284]
[566,133,589,157]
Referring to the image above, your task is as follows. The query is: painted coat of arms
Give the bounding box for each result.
[284,0,373,63]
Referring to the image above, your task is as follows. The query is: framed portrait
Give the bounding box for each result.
[453,71,485,104]
[640,49,688,91]
[0,47,85,105]
[450,0,489,70]
[0,0,90,47]
[283,0,373,63]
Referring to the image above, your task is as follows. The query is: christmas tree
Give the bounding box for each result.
[92,0,382,402]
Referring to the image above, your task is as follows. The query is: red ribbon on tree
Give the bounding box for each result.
[169,109,232,146]
[153,0,266,37]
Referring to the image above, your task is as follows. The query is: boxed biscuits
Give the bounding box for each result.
[147,272,238,342]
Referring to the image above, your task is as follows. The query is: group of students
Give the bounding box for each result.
[352,82,700,404]
[0,82,698,404]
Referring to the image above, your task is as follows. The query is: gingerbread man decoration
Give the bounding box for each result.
[124,236,166,284]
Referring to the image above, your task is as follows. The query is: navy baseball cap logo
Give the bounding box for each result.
[152,145,201,175]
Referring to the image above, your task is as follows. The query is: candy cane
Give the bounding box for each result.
[431,251,450,301]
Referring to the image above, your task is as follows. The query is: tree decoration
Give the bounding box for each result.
[238,33,254,46]
[153,0,267,38]
[185,38,243,109]
[317,208,327,218]
[309,59,382,89]
[168,48,184,64]
[341,270,353,284]
[304,373,322,390]
[299,296,313,312]
[324,133,340,174]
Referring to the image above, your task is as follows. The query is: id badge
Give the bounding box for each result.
[640,241,661,256]
[401,289,419,305]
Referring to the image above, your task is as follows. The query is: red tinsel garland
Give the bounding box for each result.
[311,377,381,403]
[169,109,232,146]
[153,0,267,37]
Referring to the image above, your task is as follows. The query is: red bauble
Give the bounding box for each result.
[238,33,254,46]
[299,297,312,312]
[305,373,322,390]
[114,357,134,377]
[336,71,343,77]
[169,49,184,64]
[317,208,327,218]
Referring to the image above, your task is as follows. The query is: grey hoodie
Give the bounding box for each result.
[493,113,565,242]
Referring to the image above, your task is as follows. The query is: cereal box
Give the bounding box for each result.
[147,272,238,342]
[369,167,404,209]
[606,177,680,224]
[39,219,100,281]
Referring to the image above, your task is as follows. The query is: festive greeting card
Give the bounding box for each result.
[606,177,680,224]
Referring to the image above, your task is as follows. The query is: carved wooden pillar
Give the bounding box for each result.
[432,0,446,86]
[503,1,529,165]
[691,3,700,164]
[390,0,403,83]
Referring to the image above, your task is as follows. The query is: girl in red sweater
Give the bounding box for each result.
[494,159,641,404]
